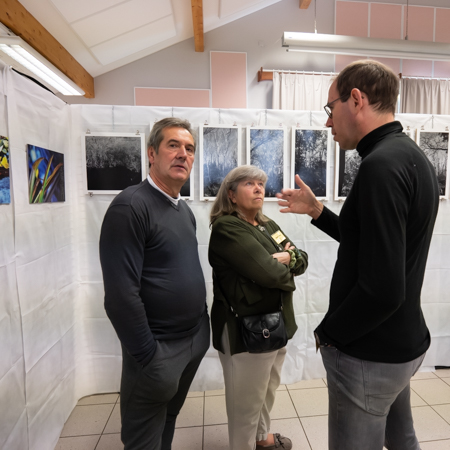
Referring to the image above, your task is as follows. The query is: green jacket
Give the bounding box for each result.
[209,214,308,355]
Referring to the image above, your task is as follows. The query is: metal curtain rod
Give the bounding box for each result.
[264,69,337,75]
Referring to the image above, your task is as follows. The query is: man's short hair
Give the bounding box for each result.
[336,60,399,115]
[147,117,196,153]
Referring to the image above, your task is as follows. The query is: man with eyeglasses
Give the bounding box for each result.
[277,60,439,450]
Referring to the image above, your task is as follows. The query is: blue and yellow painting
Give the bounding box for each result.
[0,136,10,204]
[27,144,65,203]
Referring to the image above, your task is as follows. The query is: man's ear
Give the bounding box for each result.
[349,88,365,111]
[148,146,156,164]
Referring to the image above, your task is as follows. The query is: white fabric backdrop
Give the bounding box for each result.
[401,78,450,115]
[1,64,450,449]
[272,72,334,111]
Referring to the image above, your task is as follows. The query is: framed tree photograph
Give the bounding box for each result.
[291,127,331,200]
[27,144,65,203]
[247,127,286,200]
[0,135,10,204]
[179,175,194,201]
[82,132,147,194]
[334,144,362,201]
[199,125,241,201]
[416,130,450,199]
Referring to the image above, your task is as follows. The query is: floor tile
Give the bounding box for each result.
[104,403,121,434]
[287,379,327,390]
[187,391,204,398]
[290,388,328,417]
[432,404,450,425]
[301,415,328,450]
[411,379,450,405]
[277,384,287,391]
[270,390,298,420]
[177,397,204,428]
[411,389,427,407]
[435,369,450,379]
[203,424,229,450]
[54,435,100,450]
[412,406,450,441]
[205,389,225,396]
[270,417,312,450]
[77,393,119,406]
[412,371,438,381]
[204,395,228,425]
[96,433,124,450]
[60,404,115,437]
[420,440,450,449]
[172,426,203,450]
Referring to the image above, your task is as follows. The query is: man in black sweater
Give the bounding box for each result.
[277,61,439,449]
[99,118,209,450]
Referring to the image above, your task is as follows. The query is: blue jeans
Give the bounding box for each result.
[320,346,425,450]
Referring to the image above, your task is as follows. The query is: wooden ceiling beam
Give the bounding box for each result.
[191,0,204,52]
[299,0,312,9]
[0,0,94,97]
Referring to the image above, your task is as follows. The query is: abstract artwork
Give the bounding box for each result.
[27,144,65,203]
[416,130,450,198]
[247,127,286,200]
[334,144,362,201]
[83,133,146,194]
[199,125,241,200]
[291,127,330,199]
[0,136,10,204]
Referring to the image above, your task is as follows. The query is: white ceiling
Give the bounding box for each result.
[17,0,284,78]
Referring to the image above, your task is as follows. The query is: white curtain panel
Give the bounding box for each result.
[272,72,334,111]
[401,77,450,115]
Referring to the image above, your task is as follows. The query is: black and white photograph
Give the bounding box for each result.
[291,127,330,199]
[247,127,286,200]
[82,132,146,194]
[180,175,194,200]
[416,130,450,198]
[199,125,241,200]
[334,144,362,201]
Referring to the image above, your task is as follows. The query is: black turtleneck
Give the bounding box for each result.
[313,121,439,363]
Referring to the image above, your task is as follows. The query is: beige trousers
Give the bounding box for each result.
[218,325,287,450]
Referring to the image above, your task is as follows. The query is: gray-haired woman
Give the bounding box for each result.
[208,165,308,450]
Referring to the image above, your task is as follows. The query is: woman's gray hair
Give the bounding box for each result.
[210,165,268,226]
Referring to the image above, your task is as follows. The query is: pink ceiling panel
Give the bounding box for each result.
[336,1,369,37]
[370,4,402,40]
[403,6,434,42]
[435,8,450,44]
[134,88,210,107]
[211,52,247,109]
[434,62,450,78]
[402,60,433,77]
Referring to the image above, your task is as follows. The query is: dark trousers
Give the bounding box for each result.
[120,314,210,450]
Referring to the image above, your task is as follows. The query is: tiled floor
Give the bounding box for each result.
[55,369,450,450]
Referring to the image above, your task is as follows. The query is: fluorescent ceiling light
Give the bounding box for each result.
[0,35,84,96]
[282,32,450,62]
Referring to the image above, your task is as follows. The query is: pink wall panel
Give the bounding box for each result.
[336,1,368,37]
[210,51,247,109]
[370,4,402,39]
[403,6,434,42]
[435,9,450,44]
[134,87,210,107]
[434,62,450,78]
[402,60,433,77]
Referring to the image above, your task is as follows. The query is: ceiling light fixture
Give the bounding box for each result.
[282,32,450,62]
[0,35,84,96]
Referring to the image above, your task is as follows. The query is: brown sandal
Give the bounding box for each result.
[255,433,292,449]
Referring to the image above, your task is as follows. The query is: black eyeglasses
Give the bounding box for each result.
[324,94,348,119]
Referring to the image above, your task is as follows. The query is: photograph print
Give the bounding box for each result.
[199,125,241,200]
[334,144,362,201]
[0,135,10,204]
[27,144,65,203]
[247,127,286,200]
[416,130,450,198]
[291,127,331,199]
[83,132,146,194]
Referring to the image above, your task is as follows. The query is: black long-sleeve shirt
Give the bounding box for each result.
[99,181,207,366]
[314,121,439,363]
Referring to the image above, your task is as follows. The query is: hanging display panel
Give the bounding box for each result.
[416,130,450,199]
[291,127,331,200]
[27,144,65,203]
[199,125,241,201]
[82,132,146,195]
[247,126,286,201]
[334,144,362,201]
[0,135,10,204]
